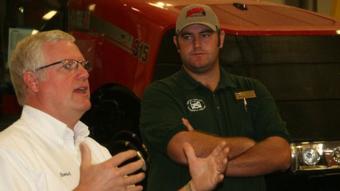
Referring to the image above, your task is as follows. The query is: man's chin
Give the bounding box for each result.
[184,65,211,74]
[84,102,91,111]
[79,101,91,114]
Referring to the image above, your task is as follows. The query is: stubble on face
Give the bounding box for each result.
[181,52,219,74]
[176,25,221,75]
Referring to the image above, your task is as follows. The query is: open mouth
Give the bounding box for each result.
[74,86,88,94]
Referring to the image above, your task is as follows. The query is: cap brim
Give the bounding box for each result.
[177,22,217,33]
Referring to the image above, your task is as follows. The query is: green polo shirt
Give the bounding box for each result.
[140,68,289,191]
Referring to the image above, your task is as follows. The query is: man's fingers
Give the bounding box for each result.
[183,142,196,163]
[126,184,144,191]
[211,141,228,157]
[221,147,230,161]
[79,143,92,169]
[224,147,230,157]
[118,159,145,175]
[124,172,145,186]
[106,150,138,167]
[182,118,194,131]
[217,174,224,182]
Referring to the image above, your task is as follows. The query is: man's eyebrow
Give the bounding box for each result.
[179,31,192,36]
[200,29,214,33]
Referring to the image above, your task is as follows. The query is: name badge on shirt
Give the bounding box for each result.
[234,90,256,100]
[234,90,256,112]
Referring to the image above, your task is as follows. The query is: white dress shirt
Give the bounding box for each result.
[0,105,111,190]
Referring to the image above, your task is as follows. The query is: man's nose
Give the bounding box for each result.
[193,36,202,49]
[78,64,90,80]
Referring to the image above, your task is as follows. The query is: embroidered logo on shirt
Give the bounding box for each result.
[60,171,71,177]
[187,99,206,112]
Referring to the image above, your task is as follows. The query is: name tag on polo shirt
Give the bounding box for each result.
[234,90,256,112]
[234,90,256,100]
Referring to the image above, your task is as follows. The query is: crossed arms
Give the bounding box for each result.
[167,119,291,177]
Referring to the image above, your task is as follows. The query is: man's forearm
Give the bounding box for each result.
[167,131,255,164]
[225,136,291,176]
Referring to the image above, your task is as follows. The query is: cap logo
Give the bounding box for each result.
[176,4,220,33]
[186,7,206,18]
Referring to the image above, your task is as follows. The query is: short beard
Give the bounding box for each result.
[182,61,214,74]
[181,53,219,74]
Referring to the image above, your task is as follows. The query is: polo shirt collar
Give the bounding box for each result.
[218,68,237,89]
[176,67,237,90]
[175,68,201,90]
[21,105,90,147]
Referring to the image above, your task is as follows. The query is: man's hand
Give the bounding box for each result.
[75,144,145,191]
[183,142,229,191]
[182,118,194,131]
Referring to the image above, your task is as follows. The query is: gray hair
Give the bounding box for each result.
[9,30,75,105]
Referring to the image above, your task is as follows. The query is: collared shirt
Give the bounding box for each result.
[140,68,290,191]
[0,105,111,191]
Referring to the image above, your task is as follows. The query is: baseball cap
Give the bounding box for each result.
[176,4,220,34]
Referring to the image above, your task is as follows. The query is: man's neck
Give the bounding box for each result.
[26,102,80,129]
[184,65,220,92]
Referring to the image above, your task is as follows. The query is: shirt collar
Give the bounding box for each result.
[218,68,237,89]
[175,67,237,90]
[21,105,90,147]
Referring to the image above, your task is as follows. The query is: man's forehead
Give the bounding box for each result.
[42,40,83,63]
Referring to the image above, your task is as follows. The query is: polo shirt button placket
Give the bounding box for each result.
[212,93,220,110]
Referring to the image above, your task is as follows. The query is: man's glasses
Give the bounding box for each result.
[35,59,93,72]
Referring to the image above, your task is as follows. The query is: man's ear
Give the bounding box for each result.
[173,35,180,51]
[219,30,225,49]
[23,71,39,93]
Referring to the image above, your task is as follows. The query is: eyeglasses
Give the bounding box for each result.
[35,59,93,72]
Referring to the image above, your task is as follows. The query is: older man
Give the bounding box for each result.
[0,30,144,191]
